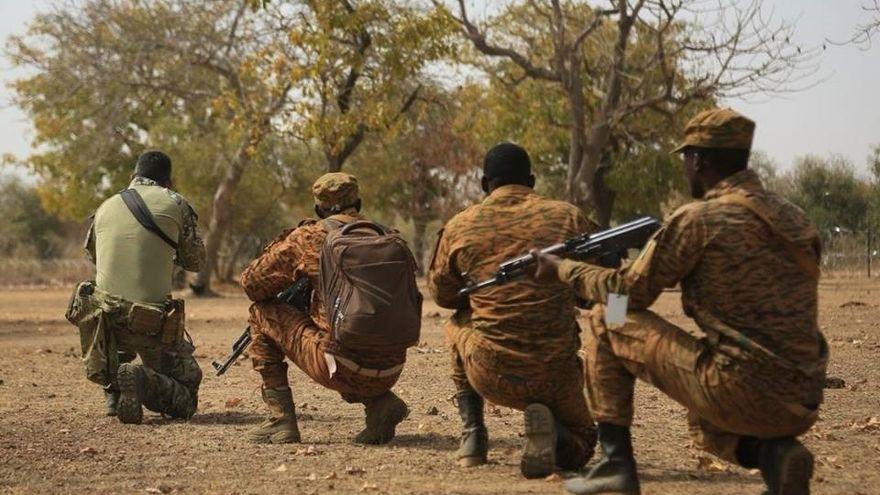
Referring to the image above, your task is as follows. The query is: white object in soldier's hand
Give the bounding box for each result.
[605,293,629,329]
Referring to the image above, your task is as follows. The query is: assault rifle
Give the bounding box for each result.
[458,216,662,296]
[212,277,313,376]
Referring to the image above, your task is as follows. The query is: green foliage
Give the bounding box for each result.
[0,176,69,259]
[784,155,870,235]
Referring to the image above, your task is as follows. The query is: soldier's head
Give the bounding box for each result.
[312,172,361,219]
[134,150,173,188]
[481,142,536,194]
[672,108,754,198]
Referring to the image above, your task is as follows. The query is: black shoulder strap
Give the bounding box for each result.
[119,189,179,250]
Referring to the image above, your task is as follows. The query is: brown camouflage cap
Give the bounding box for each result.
[671,108,755,153]
[312,172,359,210]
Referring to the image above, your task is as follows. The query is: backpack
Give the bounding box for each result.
[318,219,422,353]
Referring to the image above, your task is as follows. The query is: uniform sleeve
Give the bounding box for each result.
[558,204,709,310]
[176,202,206,272]
[241,226,319,302]
[426,227,468,310]
[83,216,96,265]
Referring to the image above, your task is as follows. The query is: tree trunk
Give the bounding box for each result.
[412,217,428,276]
[190,146,251,296]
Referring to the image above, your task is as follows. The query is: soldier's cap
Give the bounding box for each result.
[671,108,755,154]
[312,172,359,211]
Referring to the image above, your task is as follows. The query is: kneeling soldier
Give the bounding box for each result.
[69,150,205,424]
[428,143,598,478]
[241,173,415,445]
[533,109,827,495]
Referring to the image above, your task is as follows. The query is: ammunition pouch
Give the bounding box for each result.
[66,281,117,386]
[127,299,185,345]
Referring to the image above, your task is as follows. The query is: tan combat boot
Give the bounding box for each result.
[354,391,409,445]
[248,387,301,444]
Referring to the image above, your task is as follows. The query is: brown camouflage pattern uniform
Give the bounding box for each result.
[428,185,598,464]
[241,214,405,403]
[559,169,827,463]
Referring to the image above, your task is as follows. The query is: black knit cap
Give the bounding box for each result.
[483,142,531,181]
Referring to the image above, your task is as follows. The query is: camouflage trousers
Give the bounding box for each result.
[248,301,401,403]
[112,330,203,419]
[446,318,597,468]
[584,308,819,463]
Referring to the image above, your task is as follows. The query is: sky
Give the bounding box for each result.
[1,0,878,178]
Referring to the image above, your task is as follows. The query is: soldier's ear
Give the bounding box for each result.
[526,174,536,188]
[481,176,489,193]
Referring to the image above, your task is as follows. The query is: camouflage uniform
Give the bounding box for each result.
[242,173,405,403]
[560,110,827,464]
[76,176,206,420]
[428,185,598,468]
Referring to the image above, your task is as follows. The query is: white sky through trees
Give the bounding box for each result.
[1,0,878,177]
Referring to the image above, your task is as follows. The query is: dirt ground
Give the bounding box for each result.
[1,278,879,495]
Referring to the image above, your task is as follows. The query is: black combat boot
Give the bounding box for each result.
[116,363,146,424]
[455,390,488,467]
[354,391,409,445]
[521,403,557,478]
[757,437,814,495]
[564,423,640,495]
[555,421,594,471]
[104,386,120,417]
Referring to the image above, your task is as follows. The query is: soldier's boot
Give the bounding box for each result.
[104,386,120,417]
[758,437,814,495]
[455,390,488,467]
[564,423,641,495]
[554,422,593,471]
[248,387,302,444]
[116,363,146,425]
[136,365,198,420]
[353,391,409,445]
[520,403,557,479]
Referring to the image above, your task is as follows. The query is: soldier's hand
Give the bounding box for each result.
[530,250,563,283]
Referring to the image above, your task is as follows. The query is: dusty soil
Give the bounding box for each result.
[1,278,879,494]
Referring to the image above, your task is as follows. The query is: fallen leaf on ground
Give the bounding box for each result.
[324,472,338,480]
[225,397,242,408]
[79,447,97,455]
[360,482,378,492]
[275,464,287,472]
[306,473,317,481]
[346,466,366,475]
[544,473,562,481]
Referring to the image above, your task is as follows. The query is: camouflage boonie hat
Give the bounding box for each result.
[671,108,755,153]
[312,172,359,210]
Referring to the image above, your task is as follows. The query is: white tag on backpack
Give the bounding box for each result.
[605,293,629,329]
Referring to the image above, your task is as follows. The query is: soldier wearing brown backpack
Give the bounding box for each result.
[240,172,421,444]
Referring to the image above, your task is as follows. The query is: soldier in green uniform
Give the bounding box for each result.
[69,150,206,424]
[532,109,826,495]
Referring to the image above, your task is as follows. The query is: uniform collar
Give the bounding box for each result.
[129,176,161,188]
[486,184,535,200]
[703,169,764,200]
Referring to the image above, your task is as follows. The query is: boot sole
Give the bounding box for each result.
[521,403,556,479]
[116,364,143,425]
[776,443,814,495]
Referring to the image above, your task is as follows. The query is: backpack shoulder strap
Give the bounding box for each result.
[119,189,179,250]
[716,193,819,280]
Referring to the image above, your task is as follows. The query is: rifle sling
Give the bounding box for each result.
[717,193,819,280]
[119,188,179,251]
